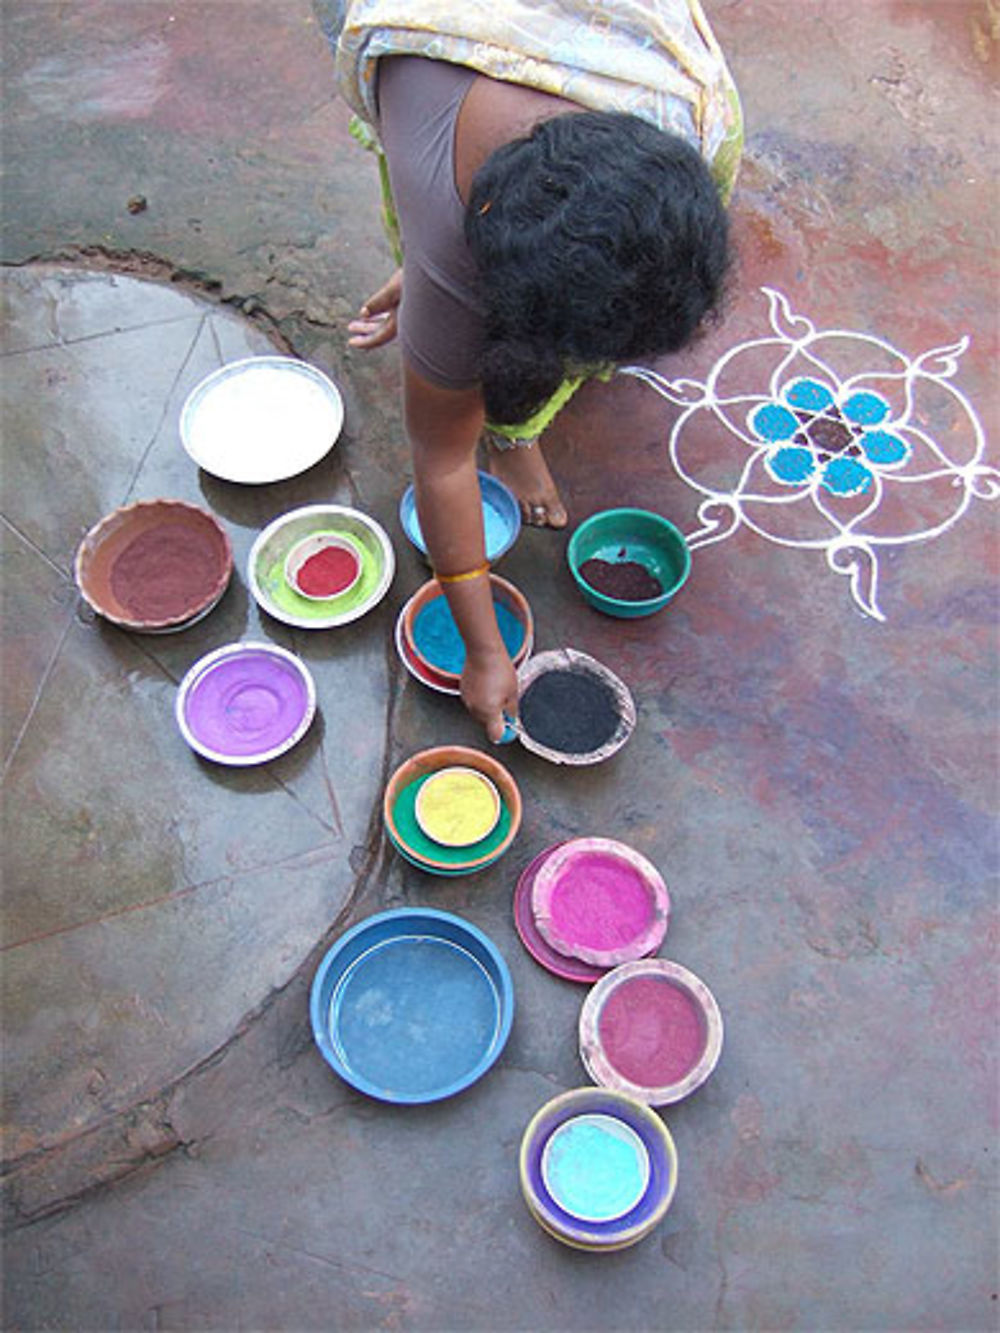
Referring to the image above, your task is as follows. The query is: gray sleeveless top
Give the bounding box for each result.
[377,56,484,389]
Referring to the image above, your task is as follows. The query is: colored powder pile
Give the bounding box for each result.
[295,545,359,597]
[110,521,224,620]
[519,668,620,754]
[579,557,663,602]
[184,651,310,756]
[416,768,499,846]
[598,976,705,1087]
[413,596,525,675]
[546,853,654,952]
[543,1114,649,1222]
[804,414,854,455]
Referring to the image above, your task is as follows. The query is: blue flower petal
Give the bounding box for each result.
[841,390,890,425]
[784,378,834,412]
[821,456,873,496]
[860,429,909,466]
[766,445,816,486]
[751,403,799,442]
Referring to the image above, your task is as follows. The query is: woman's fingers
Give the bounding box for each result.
[348,269,403,349]
[361,269,403,316]
[347,311,398,348]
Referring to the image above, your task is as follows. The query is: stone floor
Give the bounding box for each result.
[2,2,998,1330]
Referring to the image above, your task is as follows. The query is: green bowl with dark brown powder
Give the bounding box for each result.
[567,508,691,619]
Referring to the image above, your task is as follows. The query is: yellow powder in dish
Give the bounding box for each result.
[415,768,501,847]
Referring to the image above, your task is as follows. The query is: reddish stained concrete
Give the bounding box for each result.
[2,0,999,1329]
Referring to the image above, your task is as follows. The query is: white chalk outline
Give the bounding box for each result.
[621,288,998,621]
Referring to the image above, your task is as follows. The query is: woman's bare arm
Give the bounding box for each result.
[403,359,519,741]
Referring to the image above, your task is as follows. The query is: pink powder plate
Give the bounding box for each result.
[579,959,724,1106]
[530,837,669,968]
[514,844,606,984]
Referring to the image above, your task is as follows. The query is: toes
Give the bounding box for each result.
[522,500,568,529]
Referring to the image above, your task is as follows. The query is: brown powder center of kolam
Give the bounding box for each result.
[109,521,225,620]
[795,407,864,462]
[519,668,621,755]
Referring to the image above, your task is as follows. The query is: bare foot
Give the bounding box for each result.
[486,440,568,528]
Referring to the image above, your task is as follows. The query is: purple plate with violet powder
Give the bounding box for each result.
[176,641,316,766]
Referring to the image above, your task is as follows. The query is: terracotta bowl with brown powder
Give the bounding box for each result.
[75,499,233,632]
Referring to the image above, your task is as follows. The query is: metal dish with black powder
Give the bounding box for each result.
[515,649,636,766]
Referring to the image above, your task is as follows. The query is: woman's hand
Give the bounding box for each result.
[347,268,402,349]
[461,643,519,744]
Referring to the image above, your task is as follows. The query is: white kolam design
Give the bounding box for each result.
[621,288,998,621]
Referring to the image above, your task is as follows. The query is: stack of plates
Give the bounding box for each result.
[248,504,394,629]
[395,574,533,696]
[520,1087,678,1251]
[513,838,670,982]
[383,746,522,876]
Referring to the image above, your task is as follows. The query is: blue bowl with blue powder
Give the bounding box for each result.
[399,470,521,565]
[310,907,514,1104]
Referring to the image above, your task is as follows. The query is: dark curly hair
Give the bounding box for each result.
[464,111,731,424]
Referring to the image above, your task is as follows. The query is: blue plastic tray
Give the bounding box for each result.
[310,908,514,1103]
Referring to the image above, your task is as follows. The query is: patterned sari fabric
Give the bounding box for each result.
[331,0,742,201]
[312,0,742,439]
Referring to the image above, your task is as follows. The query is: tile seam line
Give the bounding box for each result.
[0,513,72,582]
[123,310,208,502]
[0,842,344,953]
[1,618,338,840]
[0,310,205,359]
[0,609,75,787]
[2,863,389,1184]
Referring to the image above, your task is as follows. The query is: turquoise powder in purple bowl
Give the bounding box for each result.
[176,642,316,765]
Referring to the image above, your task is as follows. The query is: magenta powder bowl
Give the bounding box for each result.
[176,641,316,766]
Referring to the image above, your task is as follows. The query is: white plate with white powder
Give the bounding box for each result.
[180,356,344,484]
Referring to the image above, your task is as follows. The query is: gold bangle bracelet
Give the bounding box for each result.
[435,562,491,585]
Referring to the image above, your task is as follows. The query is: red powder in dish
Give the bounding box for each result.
[295,546,359,597]
[597,975,705,1087]
[109,522,224,621]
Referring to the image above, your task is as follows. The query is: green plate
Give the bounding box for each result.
[391,773,512,867]
[385,825,505,877]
